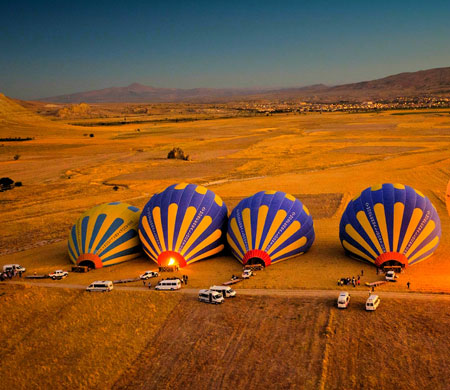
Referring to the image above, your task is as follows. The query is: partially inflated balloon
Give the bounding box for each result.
[68,202,141,268]
[227,191,315,266]
[339,183,441,267]
[139,183,228,267]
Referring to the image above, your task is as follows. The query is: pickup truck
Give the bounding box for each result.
[49,270,69,280]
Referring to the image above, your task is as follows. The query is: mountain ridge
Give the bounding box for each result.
[37,67,450,103]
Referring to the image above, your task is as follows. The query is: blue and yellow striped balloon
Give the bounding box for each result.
[339,183,441,268]
[68,202,141,268]
[227,191,315,266]
[138,183,228,267]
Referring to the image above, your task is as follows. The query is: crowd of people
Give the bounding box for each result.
[337,273,362,287]
[0,269,23,281]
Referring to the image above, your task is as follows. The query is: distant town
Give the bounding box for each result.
[230,96,450,114]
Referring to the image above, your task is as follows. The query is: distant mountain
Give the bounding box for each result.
[38,83,275,103]
[38,67,450,103]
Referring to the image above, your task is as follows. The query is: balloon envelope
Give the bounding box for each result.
[227,191,315,266]
[139,183,228,267]
[68,202,141,268]
[339,183,441,267]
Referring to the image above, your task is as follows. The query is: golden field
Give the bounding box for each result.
[1,285,449,390]
[1,95,450,389]
[1,95,450,292]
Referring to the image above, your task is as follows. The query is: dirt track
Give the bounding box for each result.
[4,281,450,300]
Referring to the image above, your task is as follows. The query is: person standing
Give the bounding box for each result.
[185,275,188,285]
[407,281,411,289]
[361,269,364,277]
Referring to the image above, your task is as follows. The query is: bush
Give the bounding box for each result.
[167,147,190,161]
[13,154,20,160]
[0,177,14,192]
[113,186,119,191]
[89,133,94,138]
[15,181,22,187]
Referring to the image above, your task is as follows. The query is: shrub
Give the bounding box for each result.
[167,147,190,161]
[15,181,22,187]
[13,154,20,160]
[89,133,94,138]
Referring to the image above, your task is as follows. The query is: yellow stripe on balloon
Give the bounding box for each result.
[255,205,268,249]
[374,203,390,252]
[186,229,222,260]
[188,244,224,263]
[152,207,166,252]
[268,220,301,256]
[103,252,140,267]
[342,240,375,263]
[344,224,377,259]
[90,214,115,254]
[356,211,383,254]
[139,229,158,260]
[99,235,139,259]
[408,236,439,263]
[392,202,404,252]
[174,206,197,251]
[181,216,212,255]
[242,208,253,250]
[399,208,424,254]
[195,185,208,194]
[141,215,162,254]
[175,183,188,190]
[261,209,287,251]
[167,203,178,251]
[271,236,307,261]
[230,217,247,253]
[227,232,244,259]
[393,183,405,190]
[405,221,436,258]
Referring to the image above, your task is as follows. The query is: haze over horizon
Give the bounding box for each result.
[1,0,450,100]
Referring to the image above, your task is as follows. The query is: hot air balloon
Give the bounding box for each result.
[339,183,441,268]
[227,191,315,266]
[138,183,228,267]
[68,202,141,269]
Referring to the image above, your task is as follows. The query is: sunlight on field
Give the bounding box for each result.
[0,284,181,390]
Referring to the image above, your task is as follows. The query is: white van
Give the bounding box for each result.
[155,279,181,291]
[3,264,26,273]
[385,270,397,282]
[337,292,350,309]
[209,285,236,298]
[86,280,113,292]
[365,295,380,311]
[198,289,224,304]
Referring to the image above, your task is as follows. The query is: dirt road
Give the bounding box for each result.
[4,281,450,300]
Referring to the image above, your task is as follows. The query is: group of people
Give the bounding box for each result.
[0,269,23,281]
[338,272,362,287]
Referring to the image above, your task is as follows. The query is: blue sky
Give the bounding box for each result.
[1,0,449,99]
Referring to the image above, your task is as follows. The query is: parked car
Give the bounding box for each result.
[155,279,182,291]
[210,285,236,298]
[3,264,26,273]
[385,270,397,282]
[365,295,381,311]
[198,289,224,304]
[86,280,114,292]
[49,270,69,280]
[140,270,159,280]
[337,292,350,309]
[242,269,253,279]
